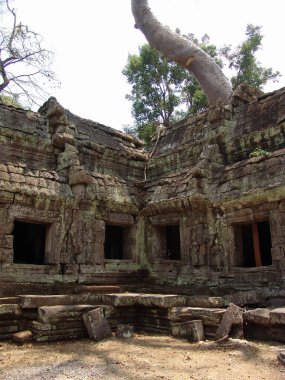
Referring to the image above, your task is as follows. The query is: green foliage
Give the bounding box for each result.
[249,147,270,158]
[122,35,217,147]
[222,25,280,89]
[123,25,281,147]
[122,44,187,128]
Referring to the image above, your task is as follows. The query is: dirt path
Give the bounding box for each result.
[0,335,285,380]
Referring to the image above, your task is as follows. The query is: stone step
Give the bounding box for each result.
[19,295,74,309]
[102,293,186,308]
[0,297,20,305]
[186,296,225,308]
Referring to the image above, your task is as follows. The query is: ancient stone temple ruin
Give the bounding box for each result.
[1,84,285,343]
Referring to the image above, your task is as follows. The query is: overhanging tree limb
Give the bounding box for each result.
[131,0,232,104]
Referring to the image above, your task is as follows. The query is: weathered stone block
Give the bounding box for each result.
[224,290,266,307]
[243,308,270,325]
[138,294,186,308]
[102,293,139,307]
[0,304,21,319]
[12,330,33,345]
[83,307,112,341]
[270,308,285,325]
[0,171,9,181]
[172,320,204,342]
[0,235,13,248]
[0,325,18,333]
[0,297,19,305]
[38,305,96,324]
[19,295,74,309]
[31,320,85,332]
[186,296,225,308]
[215,303,243,340]
[169,307,225,327]
[116,324,134,338]
[0,248,13,263]
[0,191,14,204]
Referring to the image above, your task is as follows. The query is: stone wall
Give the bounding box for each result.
[143,85,285,291]
[0,98,146,291]
[1,85,285,295]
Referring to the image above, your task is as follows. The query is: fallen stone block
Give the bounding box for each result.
[38,305,96,324]
[270,308,285,325]
[31,320,85,332]
[172,320,204,342]
[169,307,225,326]
[243,308,272,341]
[19,295,74,309]
[215,303,243,340]
[83,307,112,341]
[116,324,134,338]
[12,330,33,345]
[243,308,270,325]
[270,326,285,343]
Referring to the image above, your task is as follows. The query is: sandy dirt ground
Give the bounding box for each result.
[0,335,285,380]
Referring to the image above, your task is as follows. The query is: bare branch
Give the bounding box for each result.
[0,0,59,108]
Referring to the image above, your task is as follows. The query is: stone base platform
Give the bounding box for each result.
[0,292,284,343]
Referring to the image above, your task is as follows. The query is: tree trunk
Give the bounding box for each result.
[131,0,232,104]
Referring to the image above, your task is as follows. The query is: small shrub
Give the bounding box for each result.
[249,147,270,158]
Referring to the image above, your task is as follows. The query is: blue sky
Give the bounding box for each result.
[6,0,285,130]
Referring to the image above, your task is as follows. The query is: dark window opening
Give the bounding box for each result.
[104,225,124,260]
[166,225,181,260]
[236,221,272,267]
[13,221,46,264]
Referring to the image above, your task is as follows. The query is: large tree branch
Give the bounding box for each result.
[131,0,232,104]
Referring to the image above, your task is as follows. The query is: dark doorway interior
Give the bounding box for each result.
[104,225,124,259]
[241,224,255,267]
[13,221,46,264]
[240,220,272,267]
[166,225,181,260]
[258,221,272,266]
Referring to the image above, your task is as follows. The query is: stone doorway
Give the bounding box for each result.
[235,220,272,267]
[13,221,47,264]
